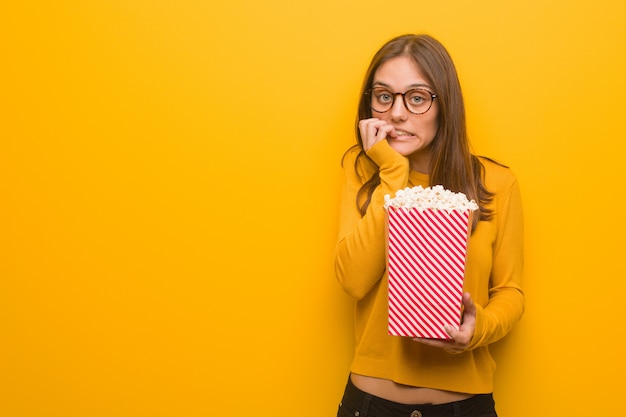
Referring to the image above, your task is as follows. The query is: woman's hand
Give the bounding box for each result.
[358,118,397,152]
[413,292,477,354]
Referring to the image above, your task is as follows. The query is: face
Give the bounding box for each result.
[371,55,439,172]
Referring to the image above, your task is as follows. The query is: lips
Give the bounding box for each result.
[391,129,415,138]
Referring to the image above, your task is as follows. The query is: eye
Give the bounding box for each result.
[373,89,393,103]
[406,90,429,104]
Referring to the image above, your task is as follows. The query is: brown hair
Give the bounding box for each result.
[347,34,494,230]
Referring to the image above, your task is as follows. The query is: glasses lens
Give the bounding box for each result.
[404,89,433,114]
[370,88,394,113]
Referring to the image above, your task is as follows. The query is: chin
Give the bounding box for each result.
[389,142,421,157]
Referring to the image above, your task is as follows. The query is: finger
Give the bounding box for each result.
[378,124,396,139]
[413,336,455,349]
[373,125,394,144]
[444,325,463,343]
[358,118,381,134]
[359,118,399,150]
[462,292,476,315]
[459,293,476,332]
[359,118,385,151]
[444,323,474,348]
[412,337,444,348]
[444,324,458,338]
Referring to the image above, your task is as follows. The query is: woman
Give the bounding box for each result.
[335,34,524,417]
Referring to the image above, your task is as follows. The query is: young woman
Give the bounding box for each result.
[334,34,524,417]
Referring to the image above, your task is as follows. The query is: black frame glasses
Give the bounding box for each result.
[365,87,438,115]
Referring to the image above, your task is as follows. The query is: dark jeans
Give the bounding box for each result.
[337,377,497,417]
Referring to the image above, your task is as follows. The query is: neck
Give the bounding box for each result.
[409,151,430,174]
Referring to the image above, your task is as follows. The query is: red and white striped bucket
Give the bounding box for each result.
[386,207,471,339]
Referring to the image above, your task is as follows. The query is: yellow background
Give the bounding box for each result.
[1,1,625,416]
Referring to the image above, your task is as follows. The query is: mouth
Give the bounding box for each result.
[390,129,415,139]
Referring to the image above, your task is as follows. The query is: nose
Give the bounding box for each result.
[390,93,409,121]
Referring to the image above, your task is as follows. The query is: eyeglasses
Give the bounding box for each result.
[365,87,437,115]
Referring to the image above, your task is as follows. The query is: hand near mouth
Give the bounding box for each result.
[385,128,398,140]
[359,118,398,152]
[388,129,414,139]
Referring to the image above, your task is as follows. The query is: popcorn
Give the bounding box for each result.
[384,185,478,212]
[385,185,477,339]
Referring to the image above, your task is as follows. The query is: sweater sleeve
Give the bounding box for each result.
[467,176,525,349]
[334,141,410,300]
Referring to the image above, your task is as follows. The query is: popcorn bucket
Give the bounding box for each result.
[386,206,472,339]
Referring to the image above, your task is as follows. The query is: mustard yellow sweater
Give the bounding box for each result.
[334,140,525,394]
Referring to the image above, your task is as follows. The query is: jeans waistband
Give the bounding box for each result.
[340,377,496,417]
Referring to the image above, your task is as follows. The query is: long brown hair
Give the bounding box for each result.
[348,34,493,230]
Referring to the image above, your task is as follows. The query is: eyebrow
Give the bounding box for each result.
[372,81,432,90]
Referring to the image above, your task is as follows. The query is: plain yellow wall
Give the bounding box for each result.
[1,1,625,416]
